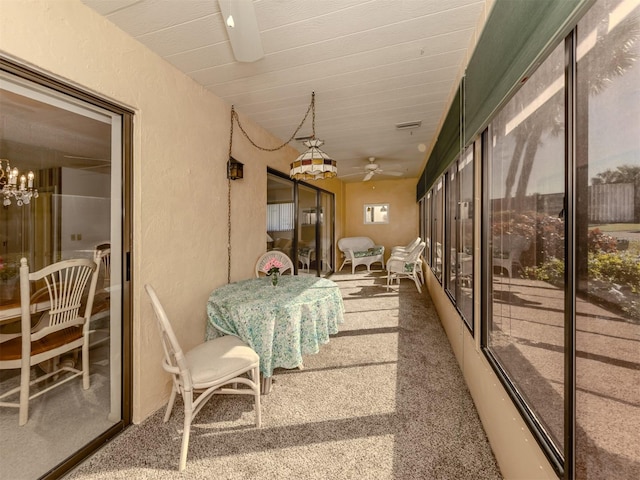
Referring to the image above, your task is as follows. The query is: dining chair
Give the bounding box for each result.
[96,246,111,290]
[144,284,261,471]
[89,244,111,347]
[0,256,100,425]
[255,250,294,277]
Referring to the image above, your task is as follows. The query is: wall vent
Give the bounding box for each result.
[395,121,422,130]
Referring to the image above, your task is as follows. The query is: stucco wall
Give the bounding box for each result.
[0,0,321,422]
[343,178,419,263]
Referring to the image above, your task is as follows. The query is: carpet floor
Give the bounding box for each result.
[65,270,502,479]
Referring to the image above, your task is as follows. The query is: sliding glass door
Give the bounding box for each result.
[0,66,129,479]
[267,170,334,276]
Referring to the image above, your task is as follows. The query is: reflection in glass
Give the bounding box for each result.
[0,75,121,478]
[488,41,566,451]
[267,174,295,261]
[298,185,317,274]
[319,191,334,275]
[432,180,443,281]
[575,1,640,478]
[457,147,474,326]
[445,163,458,300]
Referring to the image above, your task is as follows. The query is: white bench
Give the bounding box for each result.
[337,237,385,274]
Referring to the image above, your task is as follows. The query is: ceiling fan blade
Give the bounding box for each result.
[363,171,375,182]
[219,0,264,62]
[63,155,110,162]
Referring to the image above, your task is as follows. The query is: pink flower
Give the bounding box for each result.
[263,258,284,275]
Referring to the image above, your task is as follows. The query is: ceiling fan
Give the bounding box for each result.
[62,154,111,171]
[218,0,264,63]
[350,157,404,182]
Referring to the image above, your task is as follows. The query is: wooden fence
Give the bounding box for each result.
[589,183,635,223]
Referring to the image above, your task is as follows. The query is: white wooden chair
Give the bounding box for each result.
[0,256,100,425]
[492,235,531,278]
[386,241,426,293]
[255,251,294,277]
[337,236,385,274]
[90,246,112,347]
[391,237,421,256]
[145,285,261,471]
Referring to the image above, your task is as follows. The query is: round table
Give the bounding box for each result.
[206,275,345,383]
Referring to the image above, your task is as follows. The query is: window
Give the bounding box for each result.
[432,179,444,282]
[425,191,432,267]
[457,146,474,327]
[445,164,458,299]
[575,2,640,478]
[267,203,295,232]
[363,204,389,224]
[486,40,566,454]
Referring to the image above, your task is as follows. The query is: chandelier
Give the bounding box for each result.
[228,92,336,181]
[0,159,38,206]
[290,138,337,181]
[289,93,336,181]
[225,92,335,283]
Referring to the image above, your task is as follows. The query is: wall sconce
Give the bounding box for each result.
[227,157,244,180]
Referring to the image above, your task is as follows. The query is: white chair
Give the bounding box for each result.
[255,251,294,277]
[0,256,100,425]
[337,236,385,274]
[145,285,261,471]
[92,241,111,286]
[298,246,315,273]
[391,237,421,255]
[386,241,426,293]
[97,247,111,289]
[492,234,531,278]
[388,241,425,284]
[89,246,112,348]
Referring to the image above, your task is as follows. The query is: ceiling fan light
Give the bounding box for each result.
[219,0,264,62]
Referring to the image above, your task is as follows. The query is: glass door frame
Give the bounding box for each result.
[267,168,335,277]
[0,58,133,479]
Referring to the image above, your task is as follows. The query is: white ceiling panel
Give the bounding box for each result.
[79,0,485,182]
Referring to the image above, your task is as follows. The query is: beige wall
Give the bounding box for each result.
[2,1,553,478]
[0,0,328,422]
[343,178,419,262]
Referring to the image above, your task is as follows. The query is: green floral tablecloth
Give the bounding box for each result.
[206,276,345,377]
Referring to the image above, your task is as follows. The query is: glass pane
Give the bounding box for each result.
[426,191,432,267]
[488,41,566,451]
[298,185,317,275]
[446,164,458,299]
[458,147,474,326]
[575,1,640,478]
[267,174,295,260]
[0,74,122,478]
[319,191,334,275]
[433,180,443,281]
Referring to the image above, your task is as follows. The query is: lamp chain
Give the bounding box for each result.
[231,92,315,152]
[227,105,234,284]
[226,92,317,283]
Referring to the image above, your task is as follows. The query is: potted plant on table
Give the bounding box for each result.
[263,258,284,287]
